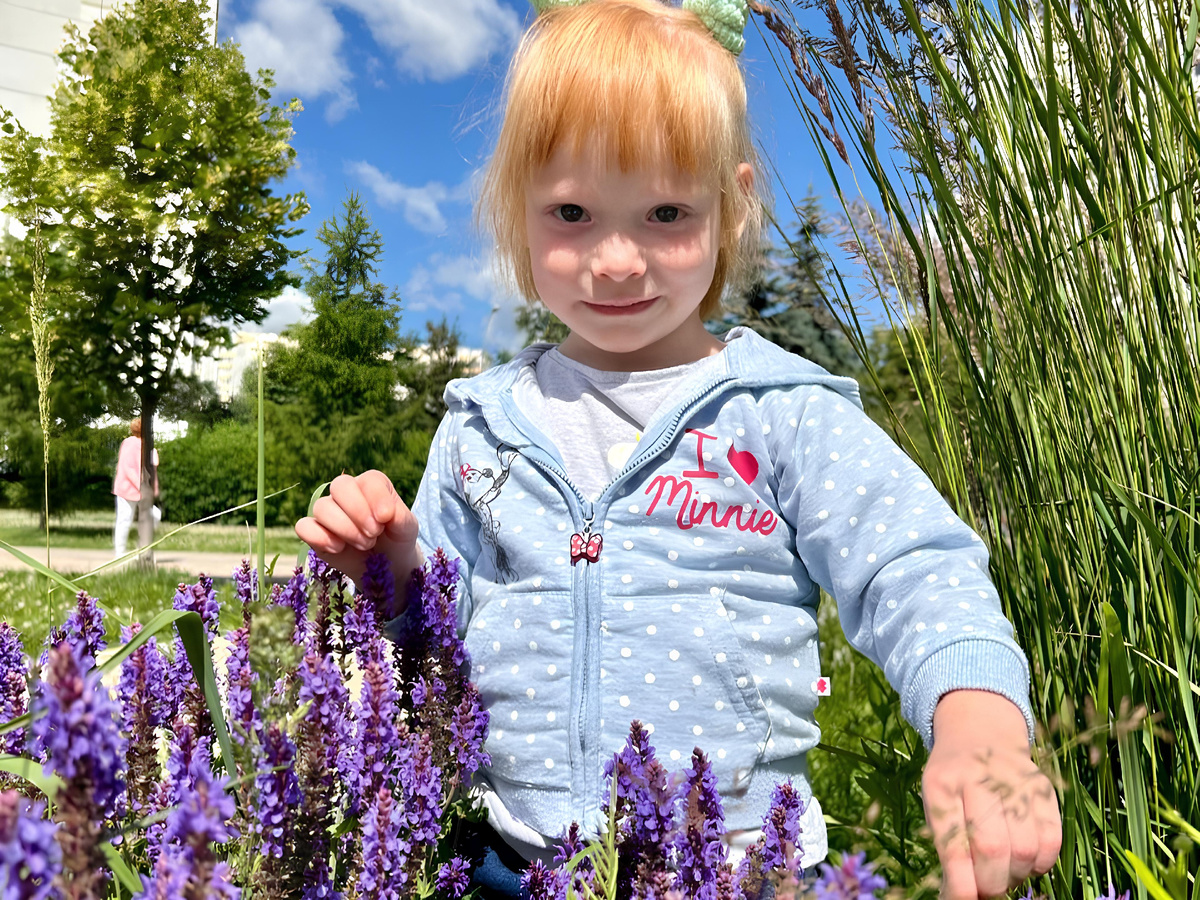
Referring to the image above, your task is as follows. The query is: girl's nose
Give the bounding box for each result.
[591,231,646,281]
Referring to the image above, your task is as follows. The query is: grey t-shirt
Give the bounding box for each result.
[516,348,724,500]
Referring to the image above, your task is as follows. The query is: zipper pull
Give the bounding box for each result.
[570,515,602,565]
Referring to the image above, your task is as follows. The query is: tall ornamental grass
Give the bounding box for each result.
[753,0,1199,895]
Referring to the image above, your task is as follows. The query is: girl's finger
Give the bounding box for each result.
[923,782,976,900]
[311,493,373,552]
[328,474,381,540]
[295,516,346,555]
[1031,782,1063,876]
[357,470,402,521]
[962,781,1011,898]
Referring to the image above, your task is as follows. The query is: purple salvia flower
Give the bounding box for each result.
[233,560,256,608]
[152,754,240,900]
[0,623,28,756]
[355,786,406,900]
[0,791,61,900]
[397,727,442,850]
[64,592,106,673]
[361,552,398,622]
[342,590,381,665]
[553,822,594,896]
[146,720,205,864]
[522,860,568,900]
[223,626,260,746]
[273,566,309,645]
[435,857,471,899]
[603,720,678,897]
[294,650,350,900]
[759,782,804,871]
[38,594,106,674]
[172,577,221,639]
[32,642,126,898]
[118,623,170,814]
[306,549,332,584]
[341,655,399,816]
[813,851,888,900]
[673,749,728,900]
[254,722,301,862]
[168,576,220,733]
[447,682,490,786]
[133,856,187,900]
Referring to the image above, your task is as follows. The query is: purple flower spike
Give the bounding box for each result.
[224,626,260,746]
[274,567,309,645]
[118,623,170,814]
[398,728,443,850]
[134,856,188,900]
[0,791,62,900]
[522,860,568,900]
[673,749,728,900]
[0,623,28,756]
[435,857,471,899]
[343,590,382,665]
[254,722,301,861]
[234,560,257,608]
[603,720,678,896]
[361,553,398,622]
[39,593,107,673]
[448,682,490,784]
[173,576,221,639]
[356,786,406,900]
[760,782,804,871]
[814,850,888,900]
[341,655,399,815]
[148,755,240,900]
[1099,886,1131,900]
[31,642,126,895]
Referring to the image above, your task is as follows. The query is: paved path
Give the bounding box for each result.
[1,546,271,579]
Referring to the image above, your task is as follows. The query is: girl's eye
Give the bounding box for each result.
[555,204,587,223]
[653,206,681,223]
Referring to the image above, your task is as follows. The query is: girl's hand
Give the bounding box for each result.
[923,690,1062,899]
[295,470,423,590]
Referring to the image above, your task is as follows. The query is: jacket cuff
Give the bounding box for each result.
[902,639,1035,748]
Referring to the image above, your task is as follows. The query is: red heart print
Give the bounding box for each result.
[727,445,759,485]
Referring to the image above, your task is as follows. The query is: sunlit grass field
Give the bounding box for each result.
[0,508,303,556]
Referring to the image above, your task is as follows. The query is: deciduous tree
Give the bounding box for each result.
[0,0,307,563]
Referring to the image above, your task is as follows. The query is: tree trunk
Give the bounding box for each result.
[137,406,157,570]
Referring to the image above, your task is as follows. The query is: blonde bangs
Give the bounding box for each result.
[480,0,765,320]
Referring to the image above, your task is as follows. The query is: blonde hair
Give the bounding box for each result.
[479,0,765,320]
[130,418,142,438]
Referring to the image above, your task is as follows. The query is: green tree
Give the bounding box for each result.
[514,302,570,346]
[0,0,306,562]
[265,193,402,416]
[718,196,860,377]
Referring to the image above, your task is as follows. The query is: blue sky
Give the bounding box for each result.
[220,0,868,353]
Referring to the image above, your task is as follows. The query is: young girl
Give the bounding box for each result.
[298,0,1061,896]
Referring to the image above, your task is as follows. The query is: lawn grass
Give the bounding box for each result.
[0,508,304,556]
[0,566,300,670]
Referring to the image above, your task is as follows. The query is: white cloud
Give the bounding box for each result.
[340,0,523,81]
[347,161,472,234]
[242,285,312,334]
[232,0,357,122]
[403,253,524,352]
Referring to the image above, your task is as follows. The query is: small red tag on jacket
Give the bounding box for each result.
[812,677,831,696]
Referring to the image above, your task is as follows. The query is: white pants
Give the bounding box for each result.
[114,496,161,557]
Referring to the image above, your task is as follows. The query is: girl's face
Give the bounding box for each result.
[525,145,746,370]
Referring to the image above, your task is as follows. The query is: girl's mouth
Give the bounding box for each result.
[584,297,659,315]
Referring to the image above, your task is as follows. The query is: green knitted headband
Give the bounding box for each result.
[529,0,749,55]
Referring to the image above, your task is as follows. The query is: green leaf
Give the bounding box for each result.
[0,754,64,799]
[100,842,144,895]
[1122,849,1176,900]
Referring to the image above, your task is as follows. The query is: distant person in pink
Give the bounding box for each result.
[112,417,161,558]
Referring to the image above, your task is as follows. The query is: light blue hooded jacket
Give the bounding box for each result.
[410,326,1033,848]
